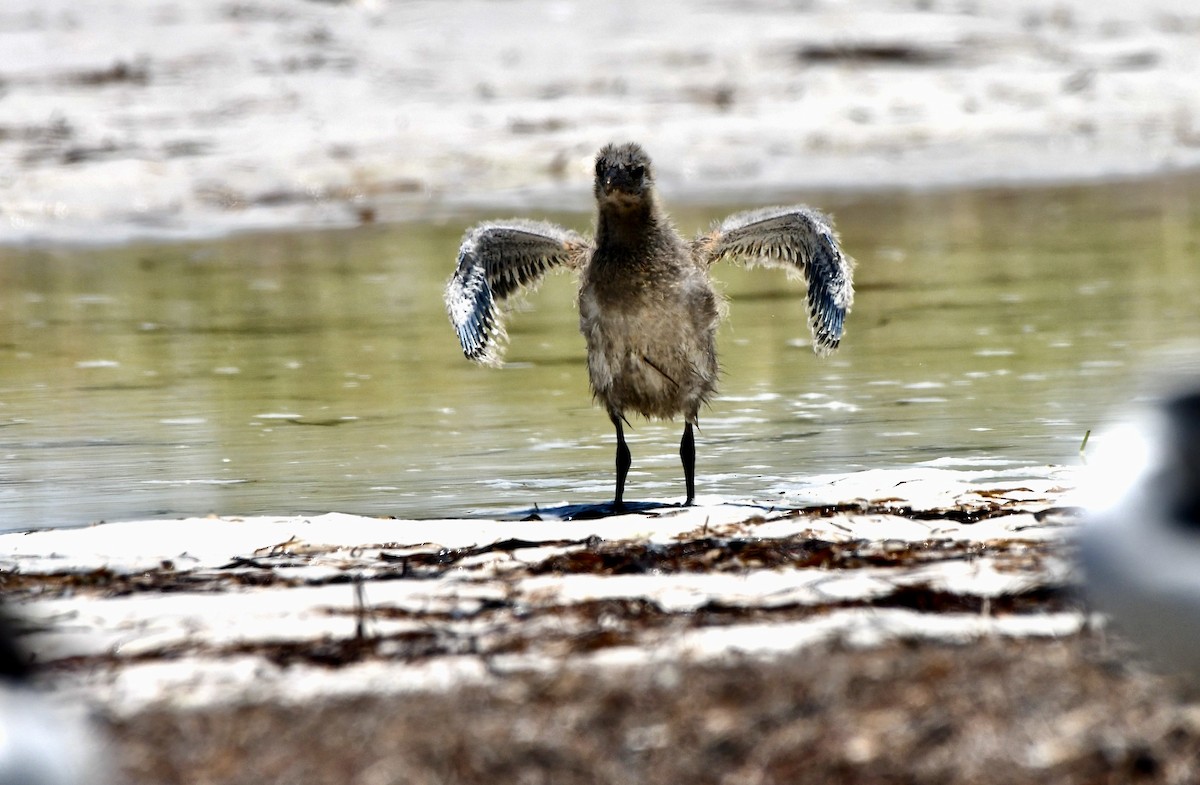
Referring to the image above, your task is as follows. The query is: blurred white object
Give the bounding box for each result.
[1082,384,1200,679]
[0,613,107,785]
[0,689,104,785]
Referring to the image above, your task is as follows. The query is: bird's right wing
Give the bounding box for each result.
[445,219,590,366]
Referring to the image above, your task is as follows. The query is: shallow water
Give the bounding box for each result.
[2,176,1198,530]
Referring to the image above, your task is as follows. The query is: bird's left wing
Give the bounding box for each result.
[696,206,854,355]
[445,219,590,366]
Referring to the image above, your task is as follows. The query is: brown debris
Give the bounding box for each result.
[527,535,1056,576]
[102,633,1200,785]
[795,42,957,66]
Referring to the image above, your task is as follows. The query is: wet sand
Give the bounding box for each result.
[4,0,1200,244]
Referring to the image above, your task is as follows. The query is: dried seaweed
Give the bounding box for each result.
[795,42,956,66]
[526,535,1053,576]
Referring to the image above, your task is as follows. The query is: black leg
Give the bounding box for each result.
[612,414,631,510]
[680,422,695,506]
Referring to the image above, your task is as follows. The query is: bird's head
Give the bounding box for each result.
[594,142,654,209]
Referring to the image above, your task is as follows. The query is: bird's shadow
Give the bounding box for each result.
[514,500,679,521]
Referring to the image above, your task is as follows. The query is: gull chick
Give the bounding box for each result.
[445,142,854,509]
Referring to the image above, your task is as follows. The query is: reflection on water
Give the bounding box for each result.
[1,176,1198,530]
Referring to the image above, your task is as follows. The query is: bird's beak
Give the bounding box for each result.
[601,168,637,195]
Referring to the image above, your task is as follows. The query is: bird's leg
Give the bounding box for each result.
[612,414,631,510]
[680,422,696,506]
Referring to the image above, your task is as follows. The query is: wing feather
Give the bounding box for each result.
[698,206,854,355]
[445,219,589,366]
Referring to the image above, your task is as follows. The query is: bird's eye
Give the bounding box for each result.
[631,164,645,180]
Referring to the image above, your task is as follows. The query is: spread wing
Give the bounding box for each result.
[445,219,590,366]
[697,206,854,355]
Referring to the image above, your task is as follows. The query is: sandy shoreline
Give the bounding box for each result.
[7,469,1200,783]
[3,468,1080,712]
[3,0,1200,245]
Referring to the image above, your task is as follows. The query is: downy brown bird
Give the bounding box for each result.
[445,142,854,509]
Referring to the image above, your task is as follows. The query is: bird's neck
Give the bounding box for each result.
[595,199,661,256]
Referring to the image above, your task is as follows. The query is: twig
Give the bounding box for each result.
[354,575,373,641]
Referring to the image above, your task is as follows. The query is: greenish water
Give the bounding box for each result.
[1,176,1198,531]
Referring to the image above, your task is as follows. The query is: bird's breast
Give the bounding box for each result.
[577,266,721,420]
